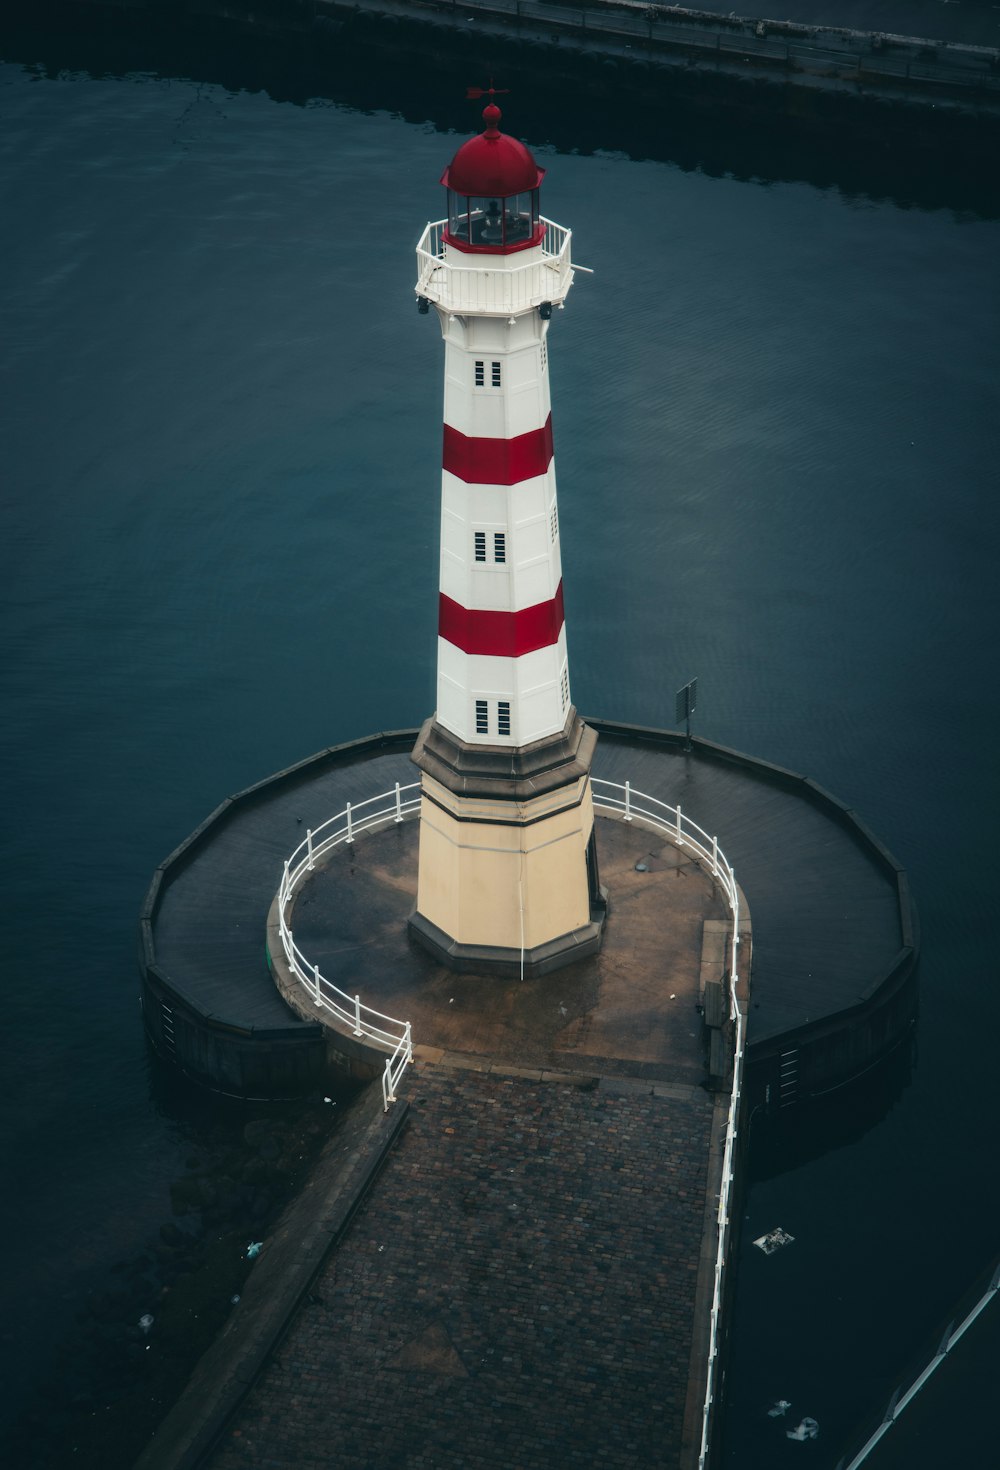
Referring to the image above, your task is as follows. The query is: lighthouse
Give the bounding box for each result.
[409,100,607,977]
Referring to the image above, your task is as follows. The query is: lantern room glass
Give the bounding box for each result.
[446,189,540,249]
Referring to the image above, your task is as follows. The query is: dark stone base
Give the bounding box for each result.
[408,889,608,980]
[411,706,597,802]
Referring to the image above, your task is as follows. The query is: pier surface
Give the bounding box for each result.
[143,808,737,1470]
[206,1066,719,1470]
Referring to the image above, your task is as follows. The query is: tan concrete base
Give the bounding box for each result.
[410,710,606,969]
[408,894,607,979]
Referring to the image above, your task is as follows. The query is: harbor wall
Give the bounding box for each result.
[40,0,1000,124]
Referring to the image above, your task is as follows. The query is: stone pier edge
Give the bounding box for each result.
[132,1081,412,1470]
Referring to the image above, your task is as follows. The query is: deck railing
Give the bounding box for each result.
[415,216,574,316]
[277,781,421,1110]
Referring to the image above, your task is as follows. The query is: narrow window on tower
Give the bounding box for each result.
[540,339,547,374]
[474,361,485,388]
[560,668,570,712]
[491,360,502,388]
[550,505,559,543]
[494,532,506,564]
[475,700,489,735]
[497,701,511,737]
[474,531,487,562]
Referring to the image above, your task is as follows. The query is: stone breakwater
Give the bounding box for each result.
[313,0,1000,116]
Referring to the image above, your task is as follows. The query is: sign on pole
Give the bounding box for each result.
[675,678,698,750]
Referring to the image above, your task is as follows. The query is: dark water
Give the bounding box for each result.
[2,16,999,1468]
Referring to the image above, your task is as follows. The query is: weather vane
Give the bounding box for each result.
[465,82,510,101]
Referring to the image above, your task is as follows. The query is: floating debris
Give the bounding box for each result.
[138,1314,154,1335]
[767,1400,792,1418]
[754,1227,795,1255]
[322,1096,336,1105]
[230,1295,241,1306]
[787,1418,819,1442]
[246,1241,263,1260]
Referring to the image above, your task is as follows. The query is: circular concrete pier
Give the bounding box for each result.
[141,721,916,1108]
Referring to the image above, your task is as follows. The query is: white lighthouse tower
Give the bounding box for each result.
[409,99,607,977]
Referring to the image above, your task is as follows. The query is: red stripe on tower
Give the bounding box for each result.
[443,415,554,486]
[439,582,565,657]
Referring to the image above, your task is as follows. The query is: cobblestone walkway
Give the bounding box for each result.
[209,1063,715,1470]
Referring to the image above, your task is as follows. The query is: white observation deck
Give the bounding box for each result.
[415,217,574,318]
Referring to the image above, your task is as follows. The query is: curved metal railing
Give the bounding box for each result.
[277,781,421,1109]
[590,778,740,979]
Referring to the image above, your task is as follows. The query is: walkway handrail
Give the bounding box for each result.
[277,781,421,1105]
[700,965,746,1469]
[590,777,747,1470]
[835,1258,1000,1469]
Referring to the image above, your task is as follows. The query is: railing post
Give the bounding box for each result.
[354,994,363,1037]
[383,1057,395,1110]
[394,782,403,823]
[313,962,322,1006]
[287,929,294,970]
[404,1020,412,1062]
[346,802,354,843]
[282,858,290,901]
[712,834,718,876]
[624,780,632,821]
[306,828,314,870]
[675,803,684,844]
[731,869,740,981]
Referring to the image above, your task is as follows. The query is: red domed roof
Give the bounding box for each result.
[441,105,545,197]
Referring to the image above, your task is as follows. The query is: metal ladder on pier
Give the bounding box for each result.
[779,1047,799,1108]
[159,1001,178,1060]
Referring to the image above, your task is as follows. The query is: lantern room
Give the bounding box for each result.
[441,103,545,254]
